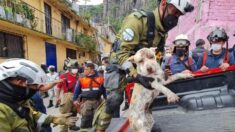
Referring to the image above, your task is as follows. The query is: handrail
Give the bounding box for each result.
[193,65,235,77]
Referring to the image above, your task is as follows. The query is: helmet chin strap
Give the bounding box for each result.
[160,3,168,24]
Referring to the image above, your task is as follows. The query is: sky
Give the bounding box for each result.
[77,0,103,5]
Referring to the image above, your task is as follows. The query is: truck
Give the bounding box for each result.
[106,65,235,132]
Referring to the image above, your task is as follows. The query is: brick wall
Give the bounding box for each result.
[166,0,235,49]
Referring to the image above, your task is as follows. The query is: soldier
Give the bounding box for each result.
[73,63,106,132]
[0,59,78,131]
[56,59,80,131]
[93,0,194,131]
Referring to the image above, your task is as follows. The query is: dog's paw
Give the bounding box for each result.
[167,93,180,103]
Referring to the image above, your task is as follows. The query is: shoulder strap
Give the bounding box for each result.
[188,57,193,66]
[146,12,155,48]
[223,51,230,63]
[202,52,208,66]
[167,57,172,66]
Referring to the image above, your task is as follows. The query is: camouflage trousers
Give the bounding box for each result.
[80,99,102,131]
[93,75,127,130]
[59,92,77,132]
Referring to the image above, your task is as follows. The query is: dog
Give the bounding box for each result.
[127,48,193,132]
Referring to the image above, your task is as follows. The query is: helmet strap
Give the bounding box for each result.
[161,4,168,25]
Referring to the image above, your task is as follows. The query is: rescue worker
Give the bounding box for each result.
[47,65,59,108]
[162,34,197,77]
[191,39,207,62]
[56,59,80,131]
[93,0,194,131]
[0,59,78,131]
[73,63,106,132]
[197,27,235,72]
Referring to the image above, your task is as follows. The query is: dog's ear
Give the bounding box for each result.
[150,47,158,53]
[128,55,135,63]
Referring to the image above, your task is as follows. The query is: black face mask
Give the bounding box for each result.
[49,68,55,73]
[163,15,179,32]
[175,49,186,57]
[161,5,179,32]
[10,84,37,101]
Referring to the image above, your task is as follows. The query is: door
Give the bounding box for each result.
[45,42,57,71]
[44,3,52,35]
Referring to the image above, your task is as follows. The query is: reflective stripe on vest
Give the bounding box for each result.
[81,87,99,92]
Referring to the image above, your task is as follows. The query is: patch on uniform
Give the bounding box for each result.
[122,28,134,42]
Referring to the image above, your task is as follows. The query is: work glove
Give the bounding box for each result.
[134,74,154,90]
[52,113,78,126]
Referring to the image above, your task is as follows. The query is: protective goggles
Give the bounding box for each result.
[174,40,190,47]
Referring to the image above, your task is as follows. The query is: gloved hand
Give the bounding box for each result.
[52,113,78,126]
[134,74,154,90]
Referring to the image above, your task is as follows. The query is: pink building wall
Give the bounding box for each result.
[167,0,235,50]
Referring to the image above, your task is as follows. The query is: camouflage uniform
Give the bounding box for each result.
[0,101,54,132]
[93,8,167,130]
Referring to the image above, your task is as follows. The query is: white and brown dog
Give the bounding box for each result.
[128,48,193,132]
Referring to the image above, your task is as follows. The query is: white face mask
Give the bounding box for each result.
[165,53,172,57]
[71,69,78,74]
[211,44,222,52]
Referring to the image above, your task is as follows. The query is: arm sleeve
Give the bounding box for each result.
[191,59,198,72]
[0,111,11,131]
[57,74,64,89]
[229,52,235,65]
[117,14,143,76]
[197,56,203,69]
[100,85,107,99]
[73,80,81,101]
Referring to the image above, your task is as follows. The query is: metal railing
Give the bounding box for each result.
[0,0,100,52]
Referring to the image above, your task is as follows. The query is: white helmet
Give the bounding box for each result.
[173,34,190,46]
[0,59,49,84]
[167,0,194,14]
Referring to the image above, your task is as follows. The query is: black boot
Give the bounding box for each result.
[69,125,80,131]
[122,101,129,111]
[47,100,53,108]
[43,92,49,98]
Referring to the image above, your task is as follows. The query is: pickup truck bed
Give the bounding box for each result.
[107,66,235,132]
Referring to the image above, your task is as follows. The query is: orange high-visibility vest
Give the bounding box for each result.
[79,77,104,92]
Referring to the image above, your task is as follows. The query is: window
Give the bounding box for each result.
[66,48,76,59]
[0,32,24,58]
[44,3,52,35]
[61,14,70,33]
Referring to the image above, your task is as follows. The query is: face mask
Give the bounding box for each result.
[71,69,78,74]
[211,44,222,51]
[10,84,37,101]
[165,53,172,57]
[49,69,55,73]
[163,15,179,32]
[175,49,186,57]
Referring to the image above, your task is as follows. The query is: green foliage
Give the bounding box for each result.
[60,0,72,7]
[106,16,124,32]
[75,34,96,52]
[144,0,158,11]
[81,4,103,23]
[22,3,35,21]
